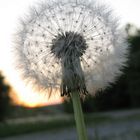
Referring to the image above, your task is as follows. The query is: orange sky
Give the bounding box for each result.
[9,89,63,108]
[3,77,63,108]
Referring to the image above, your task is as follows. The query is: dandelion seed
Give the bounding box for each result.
[14,0,128,98]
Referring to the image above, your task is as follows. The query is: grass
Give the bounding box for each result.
[0,112,140,138]
[0,114,111,137]
[92,130,140,140]
[0,116,74,137]
[86,112,140,125]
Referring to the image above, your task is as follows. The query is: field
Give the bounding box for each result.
[0,109,140,140]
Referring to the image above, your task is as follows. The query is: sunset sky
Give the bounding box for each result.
[0,0,140,107]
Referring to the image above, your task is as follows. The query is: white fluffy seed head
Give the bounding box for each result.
[14,0,128,97]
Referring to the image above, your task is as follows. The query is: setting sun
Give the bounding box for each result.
[7,71,63,107]
[10,89,63,108]
[1,62,63,107]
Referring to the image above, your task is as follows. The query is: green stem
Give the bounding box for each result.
[71,92,88,140]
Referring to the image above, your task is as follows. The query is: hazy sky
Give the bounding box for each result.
[0,0,140,106]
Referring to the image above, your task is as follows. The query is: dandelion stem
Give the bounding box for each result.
[71,92,88,140]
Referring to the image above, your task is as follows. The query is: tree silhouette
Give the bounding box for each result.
[126,26,140,107]
[0,71,11,122]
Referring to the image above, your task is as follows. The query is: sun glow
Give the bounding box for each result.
[10,87,63,108]
[7,73,63,108]
[10,79,63,107]
[2,62,63,107]
[10,90,63,108]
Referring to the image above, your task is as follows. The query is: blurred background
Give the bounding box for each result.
[0,0,140,140]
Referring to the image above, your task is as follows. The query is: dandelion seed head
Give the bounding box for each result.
[14,0,128,97]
